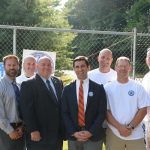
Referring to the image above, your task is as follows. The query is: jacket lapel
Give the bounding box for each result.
[36,74,58,104]
[85,80,93,112]
[72,81,78,108]
[51,77,59,100]
[71,81,78,124]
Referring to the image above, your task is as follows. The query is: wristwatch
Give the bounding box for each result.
[127,123,135,130]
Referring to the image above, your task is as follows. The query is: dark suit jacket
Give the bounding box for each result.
[20,74,63,150]
[61,79,107,141]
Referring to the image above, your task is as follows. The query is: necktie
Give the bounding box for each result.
[12,82,20,105]
[78,80,85,127]
[46,80,57,101]
[12,81,22,118]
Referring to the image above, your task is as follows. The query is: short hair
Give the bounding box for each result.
[3,55,19,65]
[23,55,36,64]
[37,56,53,64]
[73,56,89,67]
[115,56,131,66]
[99,48,112,56]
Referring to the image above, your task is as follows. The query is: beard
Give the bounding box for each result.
[5,69,18,78]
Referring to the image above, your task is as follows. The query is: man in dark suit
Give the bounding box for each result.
[61,56,107,150]
[20,56,63,150]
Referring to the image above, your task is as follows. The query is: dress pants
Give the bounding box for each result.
[68,140,102,150]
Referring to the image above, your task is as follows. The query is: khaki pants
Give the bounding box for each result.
[106,128,146,150]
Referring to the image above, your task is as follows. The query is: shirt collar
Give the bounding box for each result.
[4,75,16,84]
[76,78,89,84]
[39,75,52,84]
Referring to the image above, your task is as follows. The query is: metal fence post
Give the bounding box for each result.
[132,27,137,79]
[13,27,17,55]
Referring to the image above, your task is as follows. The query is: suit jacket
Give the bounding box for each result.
[20,74,63,150]
[61,79,107,141]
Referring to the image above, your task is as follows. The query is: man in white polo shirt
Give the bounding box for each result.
[105,56,149,150]
[88,48,116,85]
[88,48,117,149]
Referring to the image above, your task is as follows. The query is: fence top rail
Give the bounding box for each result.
[0,25,150,36]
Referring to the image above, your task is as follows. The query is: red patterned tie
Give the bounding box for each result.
[78,80,85,127]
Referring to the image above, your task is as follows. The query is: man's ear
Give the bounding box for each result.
[111,57,113,63]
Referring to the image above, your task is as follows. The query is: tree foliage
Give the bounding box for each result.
[65,0,135,30]
[0,0,74,70]
[126,0,150,32]
[64,0,150,70]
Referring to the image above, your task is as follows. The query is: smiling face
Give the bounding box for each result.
[73,60,89,80]
[37,57,53,79]
[23,57,36,77]
[98,49,113,72]
[115,57,131,82]
[4,57,19,80]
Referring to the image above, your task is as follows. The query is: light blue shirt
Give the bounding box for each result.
[0,75,21,134]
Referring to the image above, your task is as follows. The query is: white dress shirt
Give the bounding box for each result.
[76,78,89,112]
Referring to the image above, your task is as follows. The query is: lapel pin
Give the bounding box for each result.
[88,91,93,97]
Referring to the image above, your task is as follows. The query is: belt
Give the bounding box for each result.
[10,122,23,129]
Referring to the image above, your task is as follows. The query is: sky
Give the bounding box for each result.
[60,0,68,6]
[56,0,68,10]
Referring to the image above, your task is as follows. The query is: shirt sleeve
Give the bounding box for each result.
[137,83,150,109]
[0,83,14,134]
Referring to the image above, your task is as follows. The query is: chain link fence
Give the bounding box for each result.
[0,25,150,81]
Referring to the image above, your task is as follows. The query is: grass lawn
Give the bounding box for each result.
[63,141,105,150]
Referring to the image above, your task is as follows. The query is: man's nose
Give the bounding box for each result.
[10,65,15,69]
[78,67,83,71]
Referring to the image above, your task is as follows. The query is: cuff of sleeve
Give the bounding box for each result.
[5,125,14,134]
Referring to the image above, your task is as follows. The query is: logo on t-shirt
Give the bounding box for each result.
[128,90,134,96]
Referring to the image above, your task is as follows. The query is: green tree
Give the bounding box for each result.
[65,0,135,30]
[0,0,75,70]
[31,0,75,70]
[126,0,150,32]
[0,0,38,24]
[125,0,150,74]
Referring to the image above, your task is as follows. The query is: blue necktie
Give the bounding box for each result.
[46,80,57,102]
[12,82,20,104]
[12,81,22,118]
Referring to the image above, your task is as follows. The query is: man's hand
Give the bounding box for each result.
[31,131,41,142]
[118,125,132,137]
[72,131,92,141]
[72,132,82,139]
[16,126,24,137]
[77,131,92,141]
[9,130,21,140]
